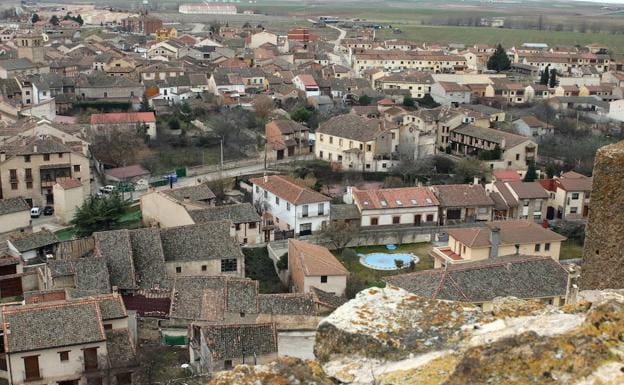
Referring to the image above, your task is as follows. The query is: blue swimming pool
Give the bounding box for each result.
[359,252,419,270]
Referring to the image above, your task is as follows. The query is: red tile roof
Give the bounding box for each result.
[90,112,156,125]
[289,239,349,277]
[250,175,330,205]
[56,179,82,190]
[492,170,522,182]
[448,220,566,248]
[296,74,318,87]
[352,186,439,210]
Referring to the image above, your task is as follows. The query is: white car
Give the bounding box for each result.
[100,185,116,194]
[30,207,41,218]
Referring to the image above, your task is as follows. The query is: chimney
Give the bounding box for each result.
[489,227,500,258]
[473,176,480,185]
[263,172,268,183]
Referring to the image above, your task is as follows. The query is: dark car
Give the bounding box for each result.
[43,206,54,216]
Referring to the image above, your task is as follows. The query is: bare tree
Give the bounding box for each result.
[253,95,274,121]
[90,128,149,167]
[316,222,359,252]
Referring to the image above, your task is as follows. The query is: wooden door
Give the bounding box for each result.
[23,356,40,380]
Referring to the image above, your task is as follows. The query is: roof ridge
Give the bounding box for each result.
[445,273,470,301]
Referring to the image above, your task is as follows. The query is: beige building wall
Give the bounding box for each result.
[360,207,438,227]
[0,151,90,207]
[53,184,84,225]
[0,211,30,233]
[449,235,562,262]
[140,192,195,228]
[235,223,261,244]
[165,259,244,278]
[6,342,108,385]
[303,275,346,296]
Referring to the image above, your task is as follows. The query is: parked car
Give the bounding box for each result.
[43,206,54,216]
[100,185,116,194]
[30,207,41,218]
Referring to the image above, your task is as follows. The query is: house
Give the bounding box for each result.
[141,183,217,227]
[292,74,320,98]
[540,171,592,220]
[430,184,494,225]
[315,114,400,172]
[430,81,471,106]
[189,323,278,373]
[0,58,49,79]
[6,229,59,262]
[265,119,312,161]
[346,186,439,227]
[43,257,112,294]
[53,179,85,225]
[1,296,137,385]
[93,222,245,292]
[385,255,570,311]
[288,239,349,296]
[0,198,30,234]
[430,220,566,268]
[375,72,435,99]
[76,72,143,102]
[90,112,157,139]
[512,116,553,137]
[186,204,262,245]
[486,181,549,221]
[0,242,27,300]
[250,175,331,237]
[449,124,537,171]
[0,137,91,207]
[104,165,151,186]
[247,31,278,49]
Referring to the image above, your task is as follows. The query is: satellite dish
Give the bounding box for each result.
[42,33,49,42]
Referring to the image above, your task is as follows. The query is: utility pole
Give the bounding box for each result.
[220,137,224,169]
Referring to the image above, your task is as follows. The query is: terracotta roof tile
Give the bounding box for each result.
[250,175,330,205]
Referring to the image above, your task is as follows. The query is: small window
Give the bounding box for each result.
[26,182,33,189]
[175,266,182,273]
[392,216,400,224]
[515,154,520,161]
[43,154,50,161]
[426,214,434,222]
[58,153,63,158]
[263,191,268,198]
[286,202,291,211]
[59,351,69,361]
[24,155,30,163]
[320,275,328,283]
[74,165,81,172]
[275,196,280,205]
[318,203,324,216]
[545,243,551,251]
[535,244,541,252]
[103,324,112,330]
[201,265,207,272]
[370,217,379,226]
[571,193,580,200]
[10,183,17,190]
[249,222,257,229]
[221,258,237,272]
[224,360,233,370]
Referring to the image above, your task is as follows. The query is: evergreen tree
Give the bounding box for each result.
[403,95,415,107]
[31,13,40,23]
[71,193,132,237]
[487,44,511,73]
[358,94,372,106]
[524,162,538,182]
[140,94,151,112]
[549,68,558,88]
[75,14,83,26]
[540,65,550,85]
[49,15,59,26]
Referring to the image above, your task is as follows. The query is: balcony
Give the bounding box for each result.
[430,246,466,266]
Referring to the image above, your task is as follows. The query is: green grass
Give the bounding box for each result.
[336,242,434,297]
[55,227,77,241]
[560,239,584,260]
[119,206,142,223]
[243,247,288,294]
[379,25,624,55]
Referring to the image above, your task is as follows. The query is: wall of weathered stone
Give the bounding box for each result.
[581,140,624,289]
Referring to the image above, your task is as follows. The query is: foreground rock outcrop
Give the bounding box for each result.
[208,286,624,385]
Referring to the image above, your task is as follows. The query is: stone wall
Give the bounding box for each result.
[581,140,624,289]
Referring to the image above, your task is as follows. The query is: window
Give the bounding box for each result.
[524,200,530,207]
[43,154,50,161]
[426,214,434,222]
[318,203,324,216]
[221,258,237,272]
[545,243,551,251]
[319,151,323,159]
[275,196,280,205]
[103,324,112,330]
[59,351,70,361]
[366,144,372,151]
[255,186,259,193]
[320,275,328,283]
[264,190,268,198]
[329,136,333,144]
[240,312,245,318]
[302,205,308,217]
[74,165,81,172]
[201,265,207,272]
[371,217,379,225]
[570,207,578,214]
[9,169,17,181]
[249,222,257,229]
[26,182,33,189]
[175,266,182,273]
[58,153,63,158]
[24,155,30,163]
[392,216,400,224]
[10,183,17,190]
[571,193,580,200]
[286,202,291,211]
[224,360,233,370]
[515,154,520,161]
[535,244,541,252]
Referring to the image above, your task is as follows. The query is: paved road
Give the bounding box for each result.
[327,24,347,45]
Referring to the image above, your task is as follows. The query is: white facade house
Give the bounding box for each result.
[250,175,331,236]
[292,74,320,98]
[346,186,439,227]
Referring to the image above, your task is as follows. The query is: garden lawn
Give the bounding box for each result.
[243,247,288,294]
[335,242,434,297]
[560,239,584,260]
